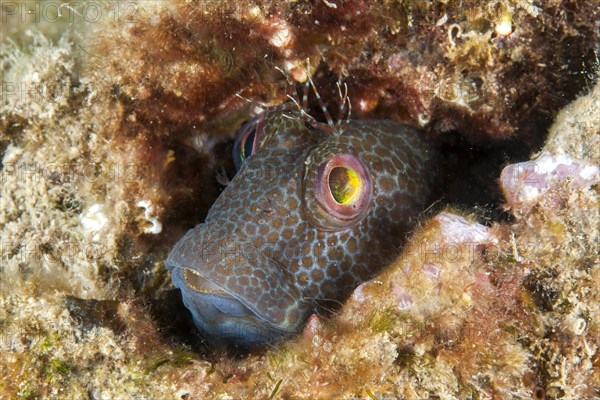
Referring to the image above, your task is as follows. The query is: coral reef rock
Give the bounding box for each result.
[1,0,598,398]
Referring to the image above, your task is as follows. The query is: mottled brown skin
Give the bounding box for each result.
[166,106,438,346]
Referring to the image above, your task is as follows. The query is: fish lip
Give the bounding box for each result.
[168,263,294,333]
[165,231,305,332]
[170,265,297,345]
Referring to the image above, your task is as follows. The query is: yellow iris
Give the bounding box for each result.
[329,167,362,204]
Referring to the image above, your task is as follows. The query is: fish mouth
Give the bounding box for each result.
[165,229,307,346]
[179,267,260,320]
[169,266,292,346]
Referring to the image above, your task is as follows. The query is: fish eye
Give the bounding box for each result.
[328,166,361,205]
[304,153,372,230]
[233,113,265,171]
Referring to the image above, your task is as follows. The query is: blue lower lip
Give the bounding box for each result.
[171,267,291,346]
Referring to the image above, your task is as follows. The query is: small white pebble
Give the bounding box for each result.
[81,203,108,242]
[436,13,448,27]
[137,200,162,234]
[579,165,599,181]
[522,184,541,202]
[565,315,586,335]
[495,20,512,36]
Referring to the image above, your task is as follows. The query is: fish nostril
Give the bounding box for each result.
[258,197,276,214]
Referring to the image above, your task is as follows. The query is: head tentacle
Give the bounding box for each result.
[276,62,352,135]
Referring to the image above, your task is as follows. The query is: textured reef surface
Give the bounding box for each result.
[1,0,599,398]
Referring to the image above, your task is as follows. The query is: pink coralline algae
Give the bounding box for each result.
[433,212,498,245]
[500,152,600,206]
[381,212,500,313]
[391,284,415,310]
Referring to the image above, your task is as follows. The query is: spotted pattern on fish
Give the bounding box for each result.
[166,105,438,346]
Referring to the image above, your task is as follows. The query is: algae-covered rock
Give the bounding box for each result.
[1,0,599,398]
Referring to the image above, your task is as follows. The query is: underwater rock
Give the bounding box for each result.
[500,151,599,206]
[0,0,599,398]
[497,83,599,398]
[64,296,126,335]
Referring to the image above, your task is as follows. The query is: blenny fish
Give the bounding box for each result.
[166,91,438,347]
